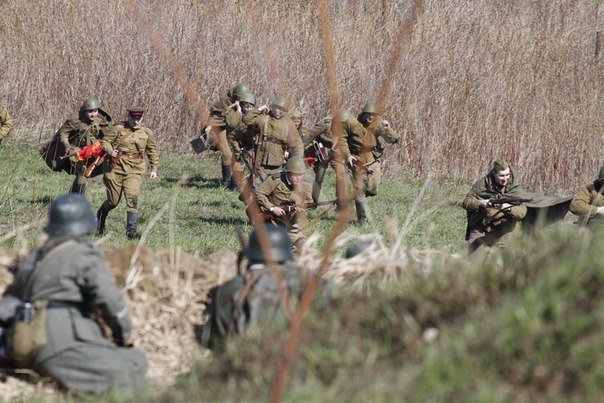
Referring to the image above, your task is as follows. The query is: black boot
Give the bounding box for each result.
[70,183,87,195]
[96,203,112,235]
[355,201,367,226]
[221,164,232,186]
[126,212,141,240]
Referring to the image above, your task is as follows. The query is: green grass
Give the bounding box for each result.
[0,141,468,255]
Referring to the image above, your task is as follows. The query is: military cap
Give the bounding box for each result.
[492,160,510,172]
[127,106,145,117]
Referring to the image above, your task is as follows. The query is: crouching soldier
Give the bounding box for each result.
[253,157,312,252]
[462,160,532,254]
[0,194,147,395]
[200,224,306,349]
[570,164,604,227]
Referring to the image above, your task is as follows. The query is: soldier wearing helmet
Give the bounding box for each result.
[242,95,303,184]
[97,105,159,240]
[206,83,253,187]
[303,109,365,204]
[224,91,258,191]
[200,224,305,349]
[0,194,147,394]
[345,102,399,225]
[0,104,13,144]
[254,157,312,252]
[289,109,308,139]
[51,97,112,195]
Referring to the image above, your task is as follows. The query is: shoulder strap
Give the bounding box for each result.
[22,240,76,301]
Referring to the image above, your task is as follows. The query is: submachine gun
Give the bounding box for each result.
[482,196,533,232]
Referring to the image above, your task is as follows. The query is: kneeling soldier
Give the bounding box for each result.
[462,160,531,254]
[0,194,147,395]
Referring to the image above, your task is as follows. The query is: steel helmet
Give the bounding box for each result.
[344,238,380,258]
[334,109,351,122]
[80,97,100,111]
[270,96,289,113]
[284,157,306,174]
[361,102,378,115]
[45,194,97,237]
[245,224,294,263]
[232,83,251,99]
[239,92,256,106]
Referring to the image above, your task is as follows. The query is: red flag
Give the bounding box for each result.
[77,142,103,161]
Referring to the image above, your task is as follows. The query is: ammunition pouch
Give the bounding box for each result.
[6,300,48,368]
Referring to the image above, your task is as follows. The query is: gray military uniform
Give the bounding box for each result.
[4,238,147,395]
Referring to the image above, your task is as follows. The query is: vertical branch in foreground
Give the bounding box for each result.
[376,0,425,112]
[270,0,350,402]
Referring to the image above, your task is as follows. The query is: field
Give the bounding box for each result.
[0,0,603,401]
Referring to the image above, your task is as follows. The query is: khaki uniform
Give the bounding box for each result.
[225,107,256,188]
[101,123,159,213]
[209,93,235,170]
[0,105,13,142]
[346,115,399,223]
[254,172,312,250]
[462,167,529,254]
[570,183,604,227]
[242,109,303,182]
[303,117,362,203]
[56,112,112,193]
[3,237,146,394]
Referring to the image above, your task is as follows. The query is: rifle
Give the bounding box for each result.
[277,199,338,214]
[251,123,266,188]
[487,196,533,207]
[351,158,374,174]
[482,196,533,232]
[83,150,107,178]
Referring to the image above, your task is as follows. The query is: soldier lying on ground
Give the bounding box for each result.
[0,194,147,395]
[200,224,308,349]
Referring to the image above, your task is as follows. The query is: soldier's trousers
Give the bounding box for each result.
[467,219,522,255]
[353,160,382,202]
[102,171,142,213]
[35,344,147,395]
[217,129,233,166]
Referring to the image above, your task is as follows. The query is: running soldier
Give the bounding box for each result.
[225,92,257,190]
[96,106,159,240]
[55,97,112,194]
[346,102,399,225]
[242,96,303,185]
[206,83,253,186]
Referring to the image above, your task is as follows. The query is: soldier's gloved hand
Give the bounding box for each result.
[150,171,158,180]
[270,206,286,216]
[258,105,270,113]
[347,155,357,167]
[383,120,390,129]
